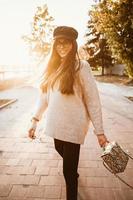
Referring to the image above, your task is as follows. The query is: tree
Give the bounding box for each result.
[85,8,113,75]
[94,0,133,79]
[22,4,54,60]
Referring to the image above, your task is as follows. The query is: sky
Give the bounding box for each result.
[0,0,94,65]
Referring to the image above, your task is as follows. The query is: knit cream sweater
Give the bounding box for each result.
[33,60,104,144]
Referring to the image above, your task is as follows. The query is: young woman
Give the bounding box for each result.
[28,26,109,200]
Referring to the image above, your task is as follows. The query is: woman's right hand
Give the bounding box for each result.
[28,128,36,139]
[28,122,37,139]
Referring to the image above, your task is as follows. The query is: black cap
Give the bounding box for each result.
[53,26,78,40]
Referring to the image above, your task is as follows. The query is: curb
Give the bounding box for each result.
[0,99,18,109]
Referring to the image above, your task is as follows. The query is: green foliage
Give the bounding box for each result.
[22,4,54,59]
[85,6,113,75]
[94,0,133,78]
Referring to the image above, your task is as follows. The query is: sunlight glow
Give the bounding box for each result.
[0,0,93,65]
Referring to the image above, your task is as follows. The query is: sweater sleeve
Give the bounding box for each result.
[33,91,48,121]
[79,60,104,135]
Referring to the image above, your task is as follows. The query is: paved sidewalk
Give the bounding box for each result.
[0,83,133,200]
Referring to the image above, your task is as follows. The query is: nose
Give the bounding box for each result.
[59,44,64,49]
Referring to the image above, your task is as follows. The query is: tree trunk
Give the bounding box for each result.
[125,79,133,86]
[101,56,104,75]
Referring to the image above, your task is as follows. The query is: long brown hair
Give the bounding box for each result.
[40,39,80,94]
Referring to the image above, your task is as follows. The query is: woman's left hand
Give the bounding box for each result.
[97,134,109,148]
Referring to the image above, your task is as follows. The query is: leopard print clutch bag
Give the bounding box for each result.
[101,141,129,174]
[101,141,133,189]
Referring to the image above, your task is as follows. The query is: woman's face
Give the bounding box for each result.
[55,38,73,58]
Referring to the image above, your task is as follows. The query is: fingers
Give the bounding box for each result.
[99,137,107,145]
[100,140,107,147]
[28,128,36,139]
[100,139,110,147]
[97,135,109,147]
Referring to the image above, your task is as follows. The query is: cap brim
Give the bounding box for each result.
[53,35,73,40]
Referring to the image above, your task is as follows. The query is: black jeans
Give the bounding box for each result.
[54,138,80,200]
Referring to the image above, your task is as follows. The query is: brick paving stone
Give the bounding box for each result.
[0,147,15,153]
[58,160,63,168]
[18,152,29,159]
[0,175,40,185]
[2,152,20,159]
[17,159,32,166]
[97,161,105,168]
[21,175,40,185]
[93,167,112,177]
[103,177,121,188]
[9,185,28,197]
[49,167,63,176]
[61,186,66,199]
[0,198,26,200]
[26,185,46,198]
[48,148,57,154]
[28,153,58,160]
[78,167,96,177]
[79,160,98,168]
[27,199,60,200]
[118,179,133,190]
[122,168,133,178]
[78,177,87,187]
[78,187,116,200]
[86,177,120,188]
[0,166,5,174]
[126,161,133,169]
[0,159,8,165]
[35,167,50,175]
[6,159,19,166]
[34,144,51,153]
[32,160,59,167]
[39,176,65,186]
[113,188,133,200]
[27,199,61,200]
[80,152,101,161]
[1,166,36,175]
[78,187,98,200]
[0,175,13,184]
[44,186,61,199]
[86,177,103,188]
[0,185,12,197]
[95,188,116,200]
[0,143,14,151]
[25,152,46,160]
